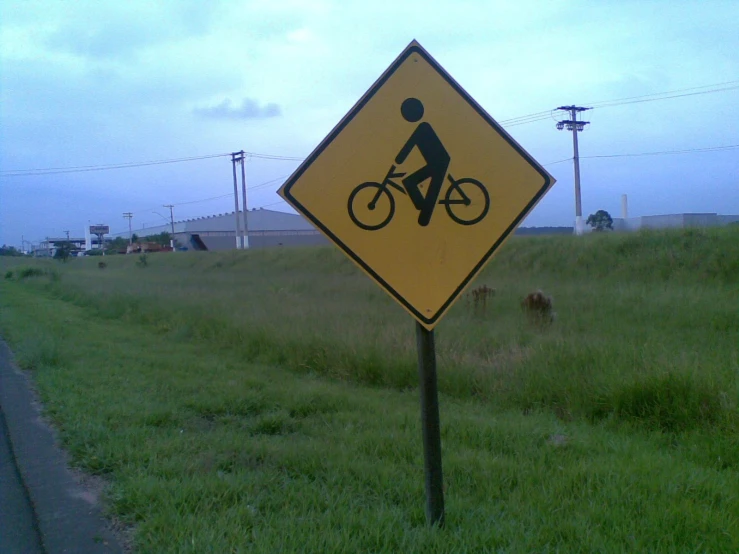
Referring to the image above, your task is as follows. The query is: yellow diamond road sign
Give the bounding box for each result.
[278,40,556,330]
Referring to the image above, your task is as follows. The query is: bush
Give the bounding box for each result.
[18,267,46,279]
[4,271,13,280]
[13,267,60,282]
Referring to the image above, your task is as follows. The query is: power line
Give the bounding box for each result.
[543,157,573,166]
[585,81,739,108]
[542,144,739,167]
[1,153,232,177]
[112,173,296,235]
[248,153,304,161]
[166,174,293,208]
[5,79,737,177]
[581,144,739,160]
[169,193,234,207]
[498,80,739,129]
[501,113,556,128]
[592,85,739,109]
[499,110,556,125]
[0,150,303,177]
[3,79,736,179]
[259,199,288,209]
[246,173,294,192]
[118,174,294,222]
[149,142,739,214]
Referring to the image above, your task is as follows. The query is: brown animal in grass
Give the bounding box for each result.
[521,290,555,322]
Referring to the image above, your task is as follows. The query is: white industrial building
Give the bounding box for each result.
[122,208,328,251]
[601,195,739,233]
[33,233,110,257]
[611,213,739,232]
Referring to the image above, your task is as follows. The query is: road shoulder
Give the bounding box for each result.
[0,338,124,554]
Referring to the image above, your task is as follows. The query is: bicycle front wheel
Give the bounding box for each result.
[348,182,395,231]
[444,178,490,226]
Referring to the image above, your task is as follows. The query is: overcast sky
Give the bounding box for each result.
[1,0,737,247]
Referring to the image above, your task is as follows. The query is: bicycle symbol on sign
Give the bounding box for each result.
[348,97,490,231]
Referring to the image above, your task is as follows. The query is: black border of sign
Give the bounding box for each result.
[279,40,555,328]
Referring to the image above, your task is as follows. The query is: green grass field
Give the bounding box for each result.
[1,227,738,553]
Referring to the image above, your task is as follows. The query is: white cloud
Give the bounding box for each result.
[194,98,282,119]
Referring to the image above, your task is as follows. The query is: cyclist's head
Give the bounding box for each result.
[401,98,424,122]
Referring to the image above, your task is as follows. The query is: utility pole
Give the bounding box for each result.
[239,151,250,249]
[123,212,133,244]
[231,152,243,249]
[163,204,176,251]
[556,106,590,235]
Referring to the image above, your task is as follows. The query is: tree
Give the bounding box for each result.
[586,210,613,232]
[143,232,171,247]
[53,241,73,262]
[131,233,139,243]
[0,245,23,256]
[106,236,130,254]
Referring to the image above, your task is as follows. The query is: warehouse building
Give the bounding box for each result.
[126,208,328,251]
[611,213,739,232]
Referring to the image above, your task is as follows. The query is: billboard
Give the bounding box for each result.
[89,225,109,235]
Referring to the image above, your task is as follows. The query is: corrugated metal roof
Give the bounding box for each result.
[183,209,317,233]
[130,208,317,236]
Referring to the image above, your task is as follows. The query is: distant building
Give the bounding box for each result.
[509,213,739,237]
[33,236,96,257]
[514,226,574,236]
[116,207,739,251]
[611,213,739,232]
[123,208,329,251]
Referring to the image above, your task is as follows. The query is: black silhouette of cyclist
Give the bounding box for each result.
[394,98,450,226]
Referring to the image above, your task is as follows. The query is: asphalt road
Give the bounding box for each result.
[0,405,44,553]
[0,339,123,554]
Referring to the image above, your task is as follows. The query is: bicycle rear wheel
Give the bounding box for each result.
[444,178,490,225]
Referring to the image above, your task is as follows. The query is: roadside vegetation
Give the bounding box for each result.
[1,227,737,552]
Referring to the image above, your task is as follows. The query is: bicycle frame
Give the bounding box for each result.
[366,165,407,209]
[371,166,471,208]
[380,165,407,195]
[439,174,470,206]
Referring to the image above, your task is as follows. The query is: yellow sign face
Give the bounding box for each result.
[278,41,555,329]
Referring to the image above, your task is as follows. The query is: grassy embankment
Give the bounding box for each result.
[1,227,737,552]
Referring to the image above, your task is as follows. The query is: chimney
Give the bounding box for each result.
[621,194,628,219]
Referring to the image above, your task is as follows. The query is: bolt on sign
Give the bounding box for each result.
[278,40,555,330]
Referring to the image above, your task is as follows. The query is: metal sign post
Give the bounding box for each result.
[416,322,444,526]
